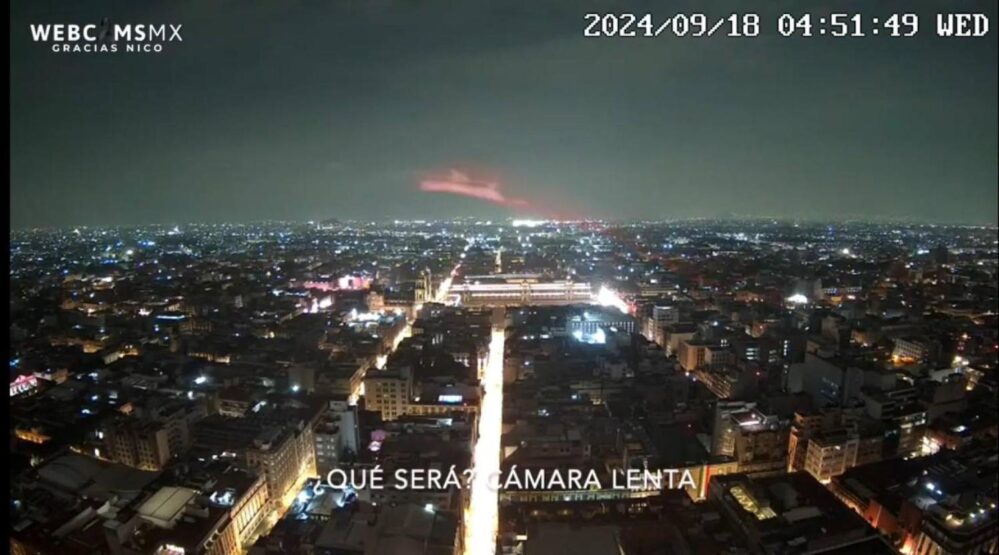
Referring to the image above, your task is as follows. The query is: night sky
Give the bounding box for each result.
[10,1,998,228]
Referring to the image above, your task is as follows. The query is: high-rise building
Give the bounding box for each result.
[193,413,319,512]
[712,402,789,477]
[363,370,412,421]
[804,429,859,484]
[101,417,172,471]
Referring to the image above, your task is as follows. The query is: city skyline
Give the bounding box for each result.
[10,215,999,233]
[11,0,999,228]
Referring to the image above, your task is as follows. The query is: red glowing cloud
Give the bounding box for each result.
[419,169,529,209]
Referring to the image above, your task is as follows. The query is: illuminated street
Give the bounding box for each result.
[364,264,459,387]
[461,286,624,554]
[263,263,466,538]
[251,461,314,546]
[464,307,505,555]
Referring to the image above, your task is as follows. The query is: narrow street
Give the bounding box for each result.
[464,306,505,555]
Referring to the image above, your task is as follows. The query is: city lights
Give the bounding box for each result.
[595,285,629,314]
[786,293,809,305]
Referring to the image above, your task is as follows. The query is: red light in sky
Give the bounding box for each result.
[419,169,529,209]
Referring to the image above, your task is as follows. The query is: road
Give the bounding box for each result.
[464,306,505,555]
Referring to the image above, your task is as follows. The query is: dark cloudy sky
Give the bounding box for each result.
[10,0,998,228]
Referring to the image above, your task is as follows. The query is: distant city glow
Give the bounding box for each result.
[512,219,545,228]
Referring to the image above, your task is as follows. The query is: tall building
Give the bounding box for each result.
[313,398,359,474]
[804,430,860,484]
[149,401,207,461]
[101,417,172,471]
[892,337,939,365]
[802,425,883,484]
[712,401,757,456]
[679,339,710,372]
[712,402,789,477]
[787,408,861,472]
[193,413,319,513]
[644,304,680,345]
[363,370,412,421]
